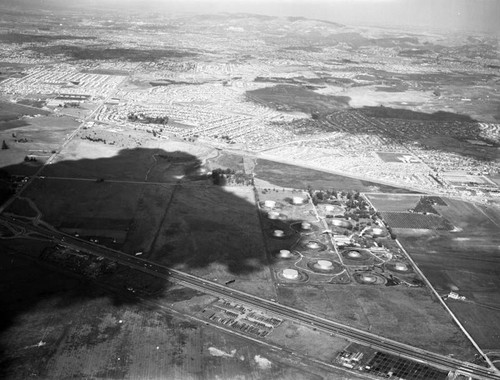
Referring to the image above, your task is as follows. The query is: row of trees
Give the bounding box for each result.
[211,168,254,186]
[127,112,169,125]
[307,187,367,208]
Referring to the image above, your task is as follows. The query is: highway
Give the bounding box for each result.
[1,215,499,380]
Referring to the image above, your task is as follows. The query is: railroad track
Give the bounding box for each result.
[1,215,499,380]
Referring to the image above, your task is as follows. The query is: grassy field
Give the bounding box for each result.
[31,45,197,61]
[0,101,50,123]
[0,115,79,176]
[0,239,82,378]
[277,285,478,360]
[445,301,500,351]
[269,322,350,367]
[44,142,212,183]
[246,84,350,114]
[207,151,245,172]
[150,185,276,298]
[11,147,275,297]
[5,198,38,218]
[254,159,417,193]
[0,32,96,44]
[381,212,453,230]
[43,145,198,182]
[24,179,142,226]
[365,193,421,212]
[21,178,174,253]
[0,240,348,380]
[397,198,500,351]
[358,106,476,122]
[419,135,499,161]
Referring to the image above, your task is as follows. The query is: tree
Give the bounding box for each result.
[1,140,8,150]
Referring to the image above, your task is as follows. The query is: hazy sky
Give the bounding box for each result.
[6,0,500,34]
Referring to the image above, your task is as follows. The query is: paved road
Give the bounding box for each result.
[1,215,498,380]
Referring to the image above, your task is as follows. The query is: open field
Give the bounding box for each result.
[255,189,478,360]
[397,198,500,351]
[277,285,478,360]
[0,32,96,44]
[381,212,453,230]
[31,45,198,62]
[254,158,417,193]
[358,106,476,122]
[365,193,500,352]
[19,178,175,253]
[365,193,421,212]
[0,101,50,123]
[151,185,276,299]
[445,301,500,352]
[44,141,213,182]
[269,322,350,364]
[0,115,79,175]
[206,151,246,172]
[0,244,342,380]
[246,84,350,114]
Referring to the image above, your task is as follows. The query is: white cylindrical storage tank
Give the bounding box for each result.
[301,221,312,230]
[283,269,299,280]
[268,211,279,219]
[292,196,304,205]
[306,241,320,249]
[361,274,377,283]
[279,249,291,258]
[317,260,333,270]
[394,263,408,271]
[348,250,361,258]
[264,200,276,208]
[273,230,284,237]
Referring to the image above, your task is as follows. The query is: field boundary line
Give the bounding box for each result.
[394,238,497,371]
